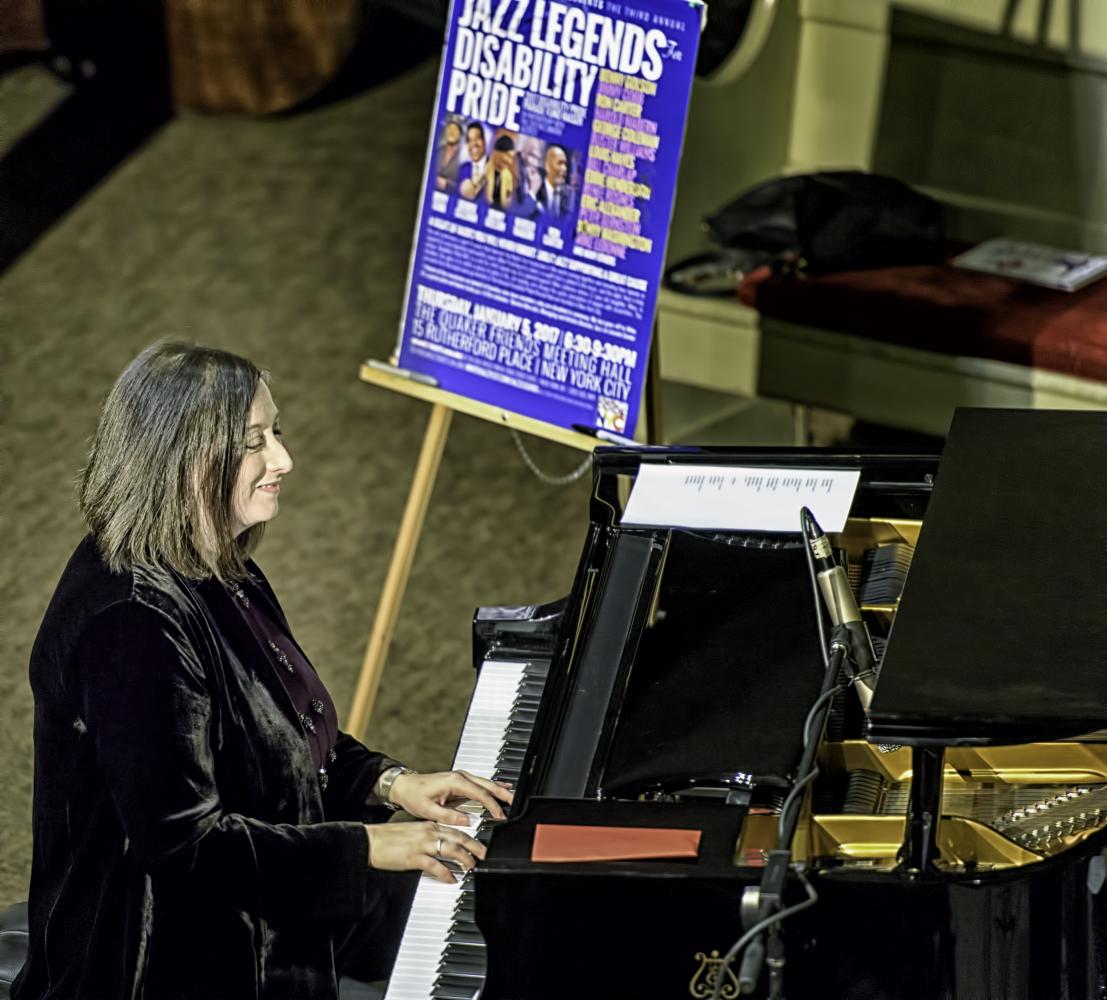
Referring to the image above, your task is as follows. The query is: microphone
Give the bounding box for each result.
[800,506,878,710]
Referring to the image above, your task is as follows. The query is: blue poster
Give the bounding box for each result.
[396,0,703,438]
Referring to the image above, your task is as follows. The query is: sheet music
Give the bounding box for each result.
[621,465,861,533]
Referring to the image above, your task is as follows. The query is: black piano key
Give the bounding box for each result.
[441,941,481,956]
[439,954,486,973]
[438,955,486,974]
[437,972,486,988]
[431,984,481,1000]
[437,955,486,973]
[444,928,486,947]
[441,937,485,954]
[435,972,483,992]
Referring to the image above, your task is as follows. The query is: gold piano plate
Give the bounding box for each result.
[823,740,1107,786]
[810,815,1043,869]
[801,740,1107,868]
[735,813,1047,870]
[832,517,922,554]
[810,816,907,862]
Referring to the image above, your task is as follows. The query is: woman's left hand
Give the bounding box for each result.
[388,770,513,825]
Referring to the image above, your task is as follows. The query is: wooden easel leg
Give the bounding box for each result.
[346,402,454,740]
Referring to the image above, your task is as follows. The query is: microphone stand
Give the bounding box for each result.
[737,633,852,997]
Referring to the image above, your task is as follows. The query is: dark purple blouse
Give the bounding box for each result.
[229,580,339,788]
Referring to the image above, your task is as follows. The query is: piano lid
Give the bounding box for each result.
[867,409,1107,747]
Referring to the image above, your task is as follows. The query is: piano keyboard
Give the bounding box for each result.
[384,658,548,1000]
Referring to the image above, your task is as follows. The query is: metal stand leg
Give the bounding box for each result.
[902,746,944,873]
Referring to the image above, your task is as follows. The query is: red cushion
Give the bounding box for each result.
[739,259,1107,383]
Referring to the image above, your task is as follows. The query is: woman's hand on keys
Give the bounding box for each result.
[387,769,513,825]
[364,820,486,884]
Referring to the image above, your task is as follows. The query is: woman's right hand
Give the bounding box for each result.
[364,820,485,884]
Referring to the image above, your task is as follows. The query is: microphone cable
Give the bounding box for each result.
[777,682,846,843]
[710,508,853,998]
[510,428,591,485]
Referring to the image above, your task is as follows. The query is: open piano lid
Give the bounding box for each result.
[867,409,1107,746]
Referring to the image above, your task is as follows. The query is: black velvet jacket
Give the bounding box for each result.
[14,536,400,1000]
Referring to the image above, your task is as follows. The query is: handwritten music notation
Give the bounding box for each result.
[621,465,861,532]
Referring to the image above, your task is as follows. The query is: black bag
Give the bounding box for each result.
[703,171,945,275]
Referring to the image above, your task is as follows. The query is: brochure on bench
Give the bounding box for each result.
[394,0,703,439]
[952,238,1107,292]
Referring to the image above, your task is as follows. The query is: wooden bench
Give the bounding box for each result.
[656,265,1107,439]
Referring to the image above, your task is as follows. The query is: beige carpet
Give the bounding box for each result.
[0,55,593,904]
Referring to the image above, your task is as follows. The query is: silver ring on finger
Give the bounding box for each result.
[435,836,444,856]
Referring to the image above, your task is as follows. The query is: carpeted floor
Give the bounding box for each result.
[0,31,595,905]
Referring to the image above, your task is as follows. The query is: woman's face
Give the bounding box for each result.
[231,381,293,537]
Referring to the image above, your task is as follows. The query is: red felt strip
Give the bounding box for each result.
[531,824,702,863]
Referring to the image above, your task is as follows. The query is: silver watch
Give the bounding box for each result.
[377,766,416,810]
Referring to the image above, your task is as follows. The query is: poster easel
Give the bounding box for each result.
[344,360,649,740]
[342,0,704,739]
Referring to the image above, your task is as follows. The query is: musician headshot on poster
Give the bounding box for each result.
[517,134,545,196]
[458,121,488,200]
[537,143,577,220]
[481,131,539,218]
[434,117,463,194]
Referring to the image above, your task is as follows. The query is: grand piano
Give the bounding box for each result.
[385,409,1107,1000]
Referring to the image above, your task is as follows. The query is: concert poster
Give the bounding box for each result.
[395,0,704,437]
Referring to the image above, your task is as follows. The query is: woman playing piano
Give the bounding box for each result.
[13,342,511,1000]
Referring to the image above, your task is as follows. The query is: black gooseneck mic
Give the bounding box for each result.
[800,506,878,710]
[720,509,882,999]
